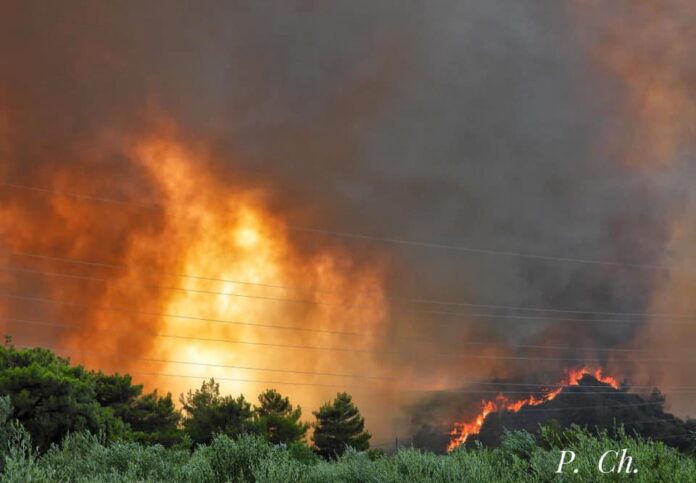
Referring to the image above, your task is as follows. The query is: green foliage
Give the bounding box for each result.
[312,392,371,459]
[0,396,31,474]
[253,389,309,445]
[94,372,183,447]
[2,345,695,481]
[206,433,272,482]
[179,378,254,445]
[539,419,582,450]
[0,344,128,450]
[287,441,319,465]
[252,446,305,483]
[0,343,183,451]
[0,423,695,482]
[499,429,536,460]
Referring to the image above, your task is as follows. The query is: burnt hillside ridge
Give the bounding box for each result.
[411,375,696,454]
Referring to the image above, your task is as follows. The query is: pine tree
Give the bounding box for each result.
[312,392,370,459]
[179,378,253,445]
[253,389,308,445]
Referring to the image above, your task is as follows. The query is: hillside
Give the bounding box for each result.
[410,375,696,454]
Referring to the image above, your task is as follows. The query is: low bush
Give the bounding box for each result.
[1,408,694,482]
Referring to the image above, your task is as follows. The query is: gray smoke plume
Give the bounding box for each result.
[1,1,694,442]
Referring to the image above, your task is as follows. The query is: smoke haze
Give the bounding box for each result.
[0,1,694,442]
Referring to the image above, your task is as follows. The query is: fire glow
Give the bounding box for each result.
[0,130,392,411]
[127,135,392,400]
[447,367,620,452]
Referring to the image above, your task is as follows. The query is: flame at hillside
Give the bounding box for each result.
[447,368,620,452]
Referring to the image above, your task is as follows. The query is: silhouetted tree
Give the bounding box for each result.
[95,373,182,446]
[0,343,128,450]
[312,392,370,459]
[253,389,308,445]
[179,378,253,445]
[649,388,666,407]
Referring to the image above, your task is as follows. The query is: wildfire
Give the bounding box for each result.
[123,135,392,400]
[0,129,391,411]
[447,367,620,452]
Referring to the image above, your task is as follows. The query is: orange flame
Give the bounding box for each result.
[447,367,620,452]
[120,135,392,402]
[0,129,392,416]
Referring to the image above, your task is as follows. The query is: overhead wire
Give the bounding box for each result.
[3,314,696,365]
[3,264,694,329]
[11,341,696,391]
[4,248,695,321]
[1,181,687,273]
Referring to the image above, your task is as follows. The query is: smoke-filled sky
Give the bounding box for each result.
[0,1,694,442]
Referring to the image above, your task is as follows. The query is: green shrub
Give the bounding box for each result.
[0,396,30,474]
[206,433,273,482]
[0,421,695,482]
[253,448,305,483]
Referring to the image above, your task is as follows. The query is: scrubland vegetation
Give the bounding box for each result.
[2,421,696,482]
[1,343,695,482]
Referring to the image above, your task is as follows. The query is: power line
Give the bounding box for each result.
[12,341,694,391]
[8,339,696,397]
[2,287,695,358]
[1,181,688,273]
[0,264,343,308]
[3,185,694,429]
[290,226,684,273]
[5,356,691,443]
[5,265,696,339]
[444,418,690,439]
[12,342,390,380]
[1,316,371,355]
[132,372,379,390]
[413,381,684,390]
[3,314,696,365]
[4,251,696,321]
[93,370,696,395]
[0,182,161,210]
[411,309,655,325]
[4,249,323,297]
[16,340,685,394]
[4,263,692,329]
[426,385,696,395]
[0,290,368,339]
[502,401,668,412]
[601,418,681,425]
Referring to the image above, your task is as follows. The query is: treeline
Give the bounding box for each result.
[1,343,696,481]
[0,343,370,459]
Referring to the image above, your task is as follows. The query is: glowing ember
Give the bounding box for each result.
[447,367,620,452]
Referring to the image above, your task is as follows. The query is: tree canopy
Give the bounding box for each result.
[0,344,127,450]
[179,378,254,445]
[0,342,180,449]
[94,372,182,446]
[312,392,371,459]
[253,389,308,445]
[0,342,376,457]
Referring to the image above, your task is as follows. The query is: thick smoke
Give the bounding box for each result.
[0,1,694,442]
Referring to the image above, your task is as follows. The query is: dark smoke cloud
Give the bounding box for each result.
[1,0,694,439]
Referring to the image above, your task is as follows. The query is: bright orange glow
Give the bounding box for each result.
[0,128,391,415]
[126,134,391,403]
[447,367,620,452]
